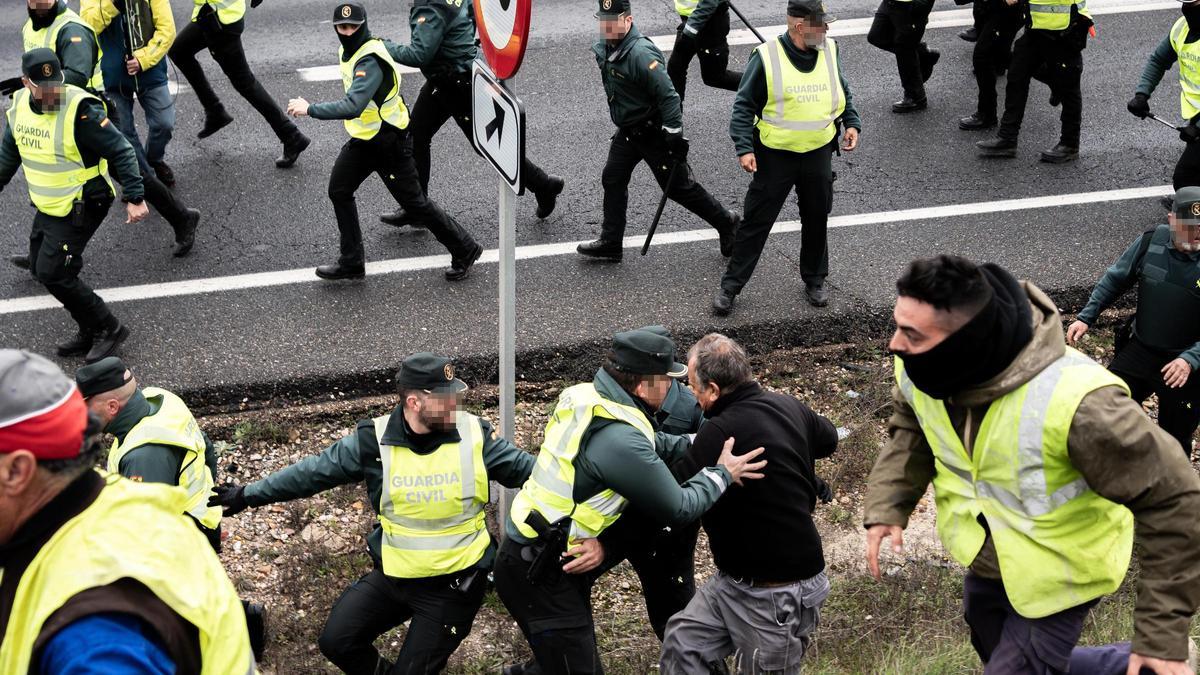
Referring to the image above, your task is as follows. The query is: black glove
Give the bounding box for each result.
[1127,93,1150,120]
[664,131,689,160]
[1181,123,1200,144]
[209,483,249,517]
[0,77,22,97]
[250,0,264,8]
[677,26,696,45]
[814,476,834,504]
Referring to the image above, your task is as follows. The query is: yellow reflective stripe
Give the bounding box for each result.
[1029,2,1072,13]
[531,460,573,497]
[975,476,1089,519]
[383,529,479,551]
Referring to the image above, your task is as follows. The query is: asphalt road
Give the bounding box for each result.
[0,0,1185,403]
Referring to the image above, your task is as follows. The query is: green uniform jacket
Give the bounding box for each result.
[593,25,683,133]
[864,281,1200,660]
[244,408,533,570]
[0,97,144,203]
[1136,24,1199,123]
[729,35,862,157]
[106,389,218,486]
[503,367,731,543]
[659,380,703,436]
[1077,225,1200,369]
[385,0,477,80]
[681,0,725,37]
[308,53,389,121]
[32,1,98,90]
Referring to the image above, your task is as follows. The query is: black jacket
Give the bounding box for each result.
[674,382,837,581]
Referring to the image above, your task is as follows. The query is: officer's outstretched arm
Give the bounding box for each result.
[240,434,369,507]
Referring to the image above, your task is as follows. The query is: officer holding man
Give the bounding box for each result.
[717,0,860,316]
[958,0,1023,130]
[1129,0,1200,198]
[578,0,740,263]
[1068,187,1200,458]
[866,255,1200,674]
[866,0,938,113]
[1,50,147,363]
[0,349,254,673]
[377,0,565,228]
[977,0,1092,163]
[286,3,484,283]
[74,356,268,659]
[666,0,744,103]
[495,329,766,673]
[211,352,535,673]
[72,0,201,257]
[169,0,311,168]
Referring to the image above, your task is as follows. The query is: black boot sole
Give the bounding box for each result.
[85,324,130,363]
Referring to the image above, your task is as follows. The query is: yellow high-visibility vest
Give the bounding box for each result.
[755,37,845,154]
[377,412,489,578]
[1029,0,1090,32]
[6,86,112,218]
[340,39,410,140]
[107,387,221,530]
[509,383,655,547]
[1170,16,1200,121]
[0,474,256,675]
[22,8,104,91]
[894,349,1134,618]
[191,0,246,25]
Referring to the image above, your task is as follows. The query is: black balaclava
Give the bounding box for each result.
[1185,1,1200,37]
[338,21,372,60]
[28,0,64,31]
[895,264,1034,400]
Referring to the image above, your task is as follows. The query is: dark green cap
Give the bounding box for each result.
[21,48,63,85]
[396,353,467,393]
[787,0,836,23]
[1174,186,1200,220]
[636,325,687,377]
[595,0,630,18]
[609,330,686,376]
[75,357,132,398]
[332,2,366,25]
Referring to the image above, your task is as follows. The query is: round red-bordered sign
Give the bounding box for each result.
[473,0,531,80]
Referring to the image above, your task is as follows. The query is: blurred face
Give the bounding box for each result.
[25,78,63,111]
[84,394,122,430]
[889,296,957,356]
[633,374,672,411]
[407,391,460,432]
[599,13,633,41]
[27,0,55,17]
[1169,212,1200,253]
[335,23,359,36]
[788,16,828,50]
[686,357,720,412]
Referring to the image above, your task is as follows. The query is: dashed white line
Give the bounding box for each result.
[0,185,1172,315]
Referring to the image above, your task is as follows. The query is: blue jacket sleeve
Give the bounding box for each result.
[39,613,174,674]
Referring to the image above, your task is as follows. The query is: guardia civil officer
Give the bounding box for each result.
[977,0,1092,163]
[210,353,534,673]
[1068,187,1200,458]
[717,0,860,316]
[1129,0,1200,197]
[75,356,268,660]
[286,3,484,283]
[169,0,311,168]
[578,0,740,263]
[865,0,938,112]
[958,0,1023,130]
[0,350,255,674]
[665,0,744,103]
[376,0,565,228]
[866,255,1200,673]
[494,329,766,674]
[0,50,147,363]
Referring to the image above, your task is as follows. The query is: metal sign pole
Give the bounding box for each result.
[497,174,518,533]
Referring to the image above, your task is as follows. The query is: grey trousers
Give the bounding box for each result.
[660,570,829,674]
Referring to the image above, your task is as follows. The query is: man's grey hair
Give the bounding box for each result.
[687,333,753,391]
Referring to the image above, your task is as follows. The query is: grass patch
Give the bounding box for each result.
[233,419,291,445]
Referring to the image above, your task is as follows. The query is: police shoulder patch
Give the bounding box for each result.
[70,36,82,43]
[417,15,427,23]
[648,60,660,70]
[99,118,109,127]
[129,475,143,482]
[355,70,367,77]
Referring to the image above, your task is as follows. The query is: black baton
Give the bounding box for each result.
[641,161,681,256]
[727,0,767,44]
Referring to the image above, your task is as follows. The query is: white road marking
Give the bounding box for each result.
[0,185,1173,316]
[292,0,1176,81]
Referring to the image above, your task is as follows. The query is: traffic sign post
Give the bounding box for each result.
[472,0,531,536]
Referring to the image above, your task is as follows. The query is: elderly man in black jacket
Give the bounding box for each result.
[660,333,837,674]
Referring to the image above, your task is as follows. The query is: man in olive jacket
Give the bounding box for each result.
[864,255,1200,674]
